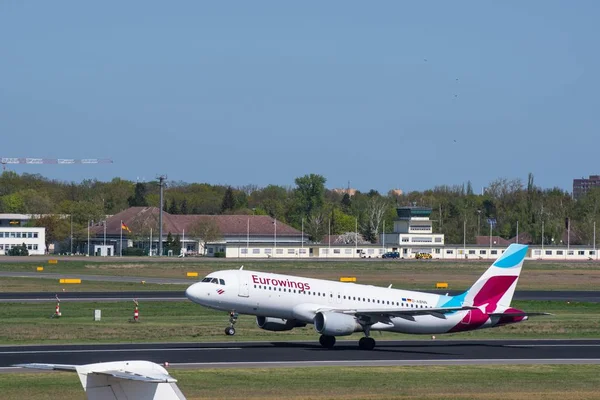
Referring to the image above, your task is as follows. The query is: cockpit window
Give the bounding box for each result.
[211,278,219,284]
[219,279,225,285]
[201,277,212,283]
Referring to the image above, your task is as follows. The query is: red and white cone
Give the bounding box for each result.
[133,299,139,322]
[54,295,61,318]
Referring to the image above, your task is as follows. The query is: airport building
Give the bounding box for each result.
[573,175,600,199]
[5,206,596,260]
[86,207,306,257]
[0,213,46,255]
[380,206,444,258]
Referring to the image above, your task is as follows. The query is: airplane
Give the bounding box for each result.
[185,243,549,350]
[14,360,186,400]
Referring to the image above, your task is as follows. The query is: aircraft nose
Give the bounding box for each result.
[185,283,200,303]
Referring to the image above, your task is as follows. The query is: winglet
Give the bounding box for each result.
[240,265,244,270]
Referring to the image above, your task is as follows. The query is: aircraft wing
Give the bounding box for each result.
[330,305,478,323]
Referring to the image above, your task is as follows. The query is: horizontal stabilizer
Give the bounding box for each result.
[92,369,177,383]
[13,363,77,372]
[14,361,185,400]
[488,312,552,317]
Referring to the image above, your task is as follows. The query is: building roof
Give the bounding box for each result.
[88,207,302,237]
[0,213,32,220]
[476,232,534,246]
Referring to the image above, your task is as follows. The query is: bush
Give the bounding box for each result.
[214,252,226,258]
[8,244,29,256]
[122,247,146,256]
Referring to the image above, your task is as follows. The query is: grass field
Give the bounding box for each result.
[0,300,598,345]
[2,365,600,399]
[2,258,600,290]
[0,276,183,292]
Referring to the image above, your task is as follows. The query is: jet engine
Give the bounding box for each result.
[256,316,307,332]
[314,312,361,336]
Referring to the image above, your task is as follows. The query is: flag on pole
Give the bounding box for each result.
[121,222,131,233]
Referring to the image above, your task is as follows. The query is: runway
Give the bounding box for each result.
[1,290,599,302]
[1,339,600,371]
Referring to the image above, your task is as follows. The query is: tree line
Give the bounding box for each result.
[1,171,598,247]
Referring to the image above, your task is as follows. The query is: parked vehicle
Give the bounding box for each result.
[382,251,400,259]
[415,252,432,260]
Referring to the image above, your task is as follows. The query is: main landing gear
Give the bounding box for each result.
[225,311,238,336]
[319,335,336,348]
[318,334,376,350]
[358,337,376,350]
[358,325,376,350]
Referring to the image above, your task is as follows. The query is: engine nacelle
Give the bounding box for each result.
[256,316,306,332]
[314,312,361,336]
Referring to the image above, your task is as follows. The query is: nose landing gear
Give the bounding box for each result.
[225,311,238,336]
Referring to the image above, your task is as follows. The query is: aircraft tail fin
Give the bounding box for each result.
[461,244,528,313]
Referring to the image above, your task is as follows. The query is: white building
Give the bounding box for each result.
[380,206,444,258]
[0,227,46,255]
[0,214,46,255]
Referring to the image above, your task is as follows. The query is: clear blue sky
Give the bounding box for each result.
[1,1,598,193]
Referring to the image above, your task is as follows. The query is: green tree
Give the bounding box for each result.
[341,193,352,212]
[173,234,182,256]
[127,183,148,207]
[8,243,29,256]
[466,181,474,196]
[33,215,69,253]
[1,193,25,213]
[180,199,188,215]
[168,199,179,215]
[188,218,222,255]
[165,232,174,255]
[221,187,236,213]
[294,174,326,216]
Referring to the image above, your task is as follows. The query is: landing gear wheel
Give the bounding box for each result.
[225,327,236,336]
[224,310,238,336]
[319,335,336,349]
[358,337,376,350]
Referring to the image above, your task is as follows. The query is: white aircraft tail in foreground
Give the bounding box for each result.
[186,243,550,350]
[14,360,185,400]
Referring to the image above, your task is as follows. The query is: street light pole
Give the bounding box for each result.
[158,175,166,257]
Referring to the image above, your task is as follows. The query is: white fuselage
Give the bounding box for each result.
[186,269,498,335]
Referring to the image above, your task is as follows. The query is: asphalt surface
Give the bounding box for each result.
[1,339,600,371]
[1,290,599,302]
